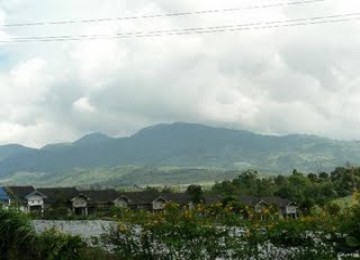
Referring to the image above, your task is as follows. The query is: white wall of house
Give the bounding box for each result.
[26,195,45,212]
[72,197,87,208]
[114,198,128,208]
[188,202,194,209]
[278,205,297,219]
[254,201,267,213]
[152,199,166,210]
[72,197,88,216]
[286,206,297,214]
[27,195,44,207]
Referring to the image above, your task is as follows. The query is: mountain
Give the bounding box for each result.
[41,133,113,151]
[0,123,360,181]
[0,144,35,161]
[72,132,114,147]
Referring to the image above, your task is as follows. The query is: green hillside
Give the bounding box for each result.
[1,122,360,185]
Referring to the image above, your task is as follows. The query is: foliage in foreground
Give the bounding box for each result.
[0,209,112,260]
[2,189,360,259]
[104,193,360,260]
[2,200,360,260]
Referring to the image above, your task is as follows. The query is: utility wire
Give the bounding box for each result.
[1,12,359,43]
[3,0,324,27]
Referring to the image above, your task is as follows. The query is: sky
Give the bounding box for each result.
[0,0,360,147]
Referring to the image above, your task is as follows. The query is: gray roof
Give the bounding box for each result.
[117,191,160,206]
[117,192,222,206]
[238,196,295,208]
[203,193,223,205]
[161,193,192,205]
[81,189,118,205]
[25,190,47,199]
[6,186,35,200]
[38,187,79,205]
[262,196,295,207]
[238,196,266,207]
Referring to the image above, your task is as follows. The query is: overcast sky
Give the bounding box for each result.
[0,0,360,147]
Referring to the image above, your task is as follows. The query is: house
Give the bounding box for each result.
[68,189,120,216]
[151,193,195,210]
[114,192,193,211]
[0,185,298,219]
[25,190,48,213]
[37,187,79,211]
[151,196,167,211]
[238,196,269,213]
[71,193,89,216]
[80,189,119,214]
[263,196,297,219]
[161,193,194,208]
[5,186,47,213]
[114,191,161,210]
[237,196,297,219]
[21,188,121,216]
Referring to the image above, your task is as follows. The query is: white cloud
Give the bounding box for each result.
[73,97,96,113]
[1,0,360,147]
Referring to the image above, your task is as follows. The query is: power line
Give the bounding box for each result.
[3,0,324,27]
[1,12,359,43]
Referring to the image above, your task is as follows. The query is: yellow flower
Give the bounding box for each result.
[353,191,360,203]
[118,223,128,233]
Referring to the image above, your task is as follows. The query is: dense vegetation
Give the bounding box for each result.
[105,195,360,259]
[212,167,360,210]
[3,192,360,259]
[0,209,104,259]
[2,166,360,259]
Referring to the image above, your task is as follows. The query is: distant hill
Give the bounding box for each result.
[0,123,360,183]
[41,133,113,151]
[72,132,114,147]
[0,144,35,161]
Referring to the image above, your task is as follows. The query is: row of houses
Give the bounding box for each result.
[0,186,297,218]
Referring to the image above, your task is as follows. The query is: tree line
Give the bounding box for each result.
[210,166,360,211]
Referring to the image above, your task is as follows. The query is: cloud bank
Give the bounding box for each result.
[1,0,360,147]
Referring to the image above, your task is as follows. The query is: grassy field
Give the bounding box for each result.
[0,166,249,189]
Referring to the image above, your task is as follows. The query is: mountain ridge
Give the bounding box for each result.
[0,144,37,162]
[0,122,359,181]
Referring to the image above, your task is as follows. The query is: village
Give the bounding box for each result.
[0,185,298,219]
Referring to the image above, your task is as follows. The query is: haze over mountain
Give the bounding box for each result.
[0,123,359,185]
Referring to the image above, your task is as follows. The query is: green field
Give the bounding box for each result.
[0,166,247,189]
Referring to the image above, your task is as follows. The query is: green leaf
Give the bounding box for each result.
[345,236,360,248]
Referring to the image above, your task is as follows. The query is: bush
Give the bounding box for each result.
[0,208,103,260]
